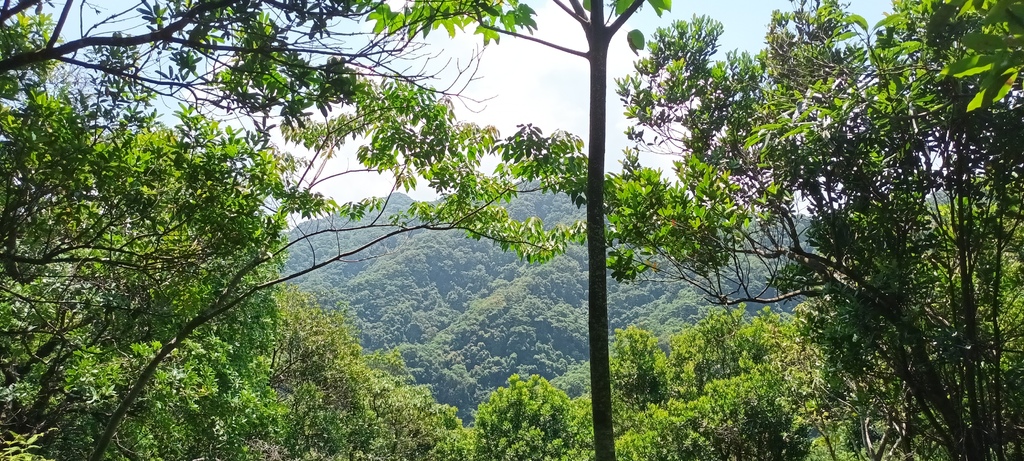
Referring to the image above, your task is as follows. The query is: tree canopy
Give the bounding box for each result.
[0,0,588,457]
[610,1,1024,458]
[5,0,1024,460]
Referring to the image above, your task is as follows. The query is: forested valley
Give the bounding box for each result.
[3,0,1024,460]
[284,191,753,418]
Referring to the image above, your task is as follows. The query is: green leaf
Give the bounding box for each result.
[627,29,645,55]
[583,0,591,11]
[615,0,633,16]
[1006,4,1024,34]
[900,40,922,54]
[943,54,997,77]
[845,14,868,31]
[835,31,857,41]
[967,85,988,111]
[963,33,1006,52]
[476,25,500,44]
[873,13,905,30]
[968,67,1018,111]
[994,68,1019,101]
[645,0,670,16]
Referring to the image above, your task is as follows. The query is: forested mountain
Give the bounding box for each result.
[285,191,732,416]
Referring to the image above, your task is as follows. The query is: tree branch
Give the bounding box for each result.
[45,0,75,49]
[566,0,589,21]
[478,24,588,58]
[607,0,644,35]
[552,0,588,26]
[0,0,38,24]
[0,0,234,72]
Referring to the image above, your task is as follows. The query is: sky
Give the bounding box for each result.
[317,0,896,203]
[76,0,893,204]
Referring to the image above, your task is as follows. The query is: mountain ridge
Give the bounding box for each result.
[285,191,769,416]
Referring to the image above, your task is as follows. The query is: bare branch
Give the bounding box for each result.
[552,0,588,26]
[566,0,589,21]
[46,0,76,49]
[0,0,235,72]
[478,24,588,58]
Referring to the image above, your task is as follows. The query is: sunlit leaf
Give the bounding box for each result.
[645,0,670,16]
[943,54,997,77]
[873,13,905,30]
[845,14,868,30]
[615,0,633,16]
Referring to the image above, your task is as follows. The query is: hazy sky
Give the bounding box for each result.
[318,0,895,202]
[82,0,894,203]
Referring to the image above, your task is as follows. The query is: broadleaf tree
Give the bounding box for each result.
[610,1,1024,458]
[0,1,589,458]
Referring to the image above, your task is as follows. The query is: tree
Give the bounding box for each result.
[0,2,589,457]
[370,0,673,455]
[472,374,588,461]
[270,286,375,459]
[0,72,296,459]
[610,326,668,414]
[268,286,464,460]
[670,310,810,461]
[610,1,1024,458]
[614,312,811,461]
[0,0,430,128]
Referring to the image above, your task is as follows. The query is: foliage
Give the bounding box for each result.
[365,0,676,457]
[1,432,53,461]
[935,0,1024,110]
[19,0,1024,460]
[0,60,296,459]
[614,310,811,461]
[471,374,589,461]
[0,0,432,127]
[268,287,464,461]
[612,1,1024,459]
[287,191,722,417]
[610,326,668,413]
[0,0,589,457]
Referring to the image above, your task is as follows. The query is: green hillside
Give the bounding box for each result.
[285,192,759,416]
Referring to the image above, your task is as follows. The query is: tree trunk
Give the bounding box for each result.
[585,16,615,461]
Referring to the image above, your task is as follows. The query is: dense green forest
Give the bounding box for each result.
[3,0,1024,459]
[285,191,742,416]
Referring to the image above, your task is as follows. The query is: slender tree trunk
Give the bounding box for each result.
[903,386,915,460]
[954,138,987,461]
[585,14,615,461]
[1014,414,1023,461]
[993,182,1007,461]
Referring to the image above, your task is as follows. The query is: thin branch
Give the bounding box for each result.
[607,0,644,36]
[478,24,588,58]
[55,56,197,91]
[0,0,234,72]
[46,0,76,49]
[566,0,589,21]
[552,0,588,26]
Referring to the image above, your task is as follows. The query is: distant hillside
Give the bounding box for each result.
[284,191,768,418]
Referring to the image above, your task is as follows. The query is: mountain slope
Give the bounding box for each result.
[285,192,749,416]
